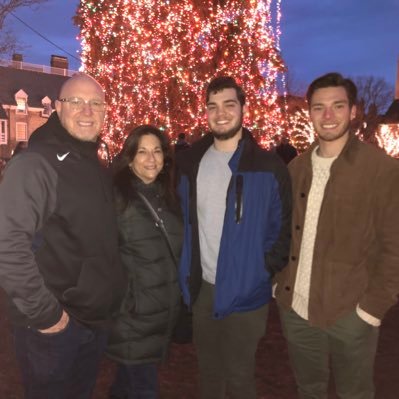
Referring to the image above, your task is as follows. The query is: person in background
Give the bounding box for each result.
[0,142,28,182]
[176,76,292,399]
[275,135,298,164]
[0,73,126,399]
[12,141,28,157]
[275,72,399,399]
[107,125,183,399]
[0,158,6,181]
[174,132,191,152]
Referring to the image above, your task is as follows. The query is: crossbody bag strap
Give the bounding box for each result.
[136,191,178,267]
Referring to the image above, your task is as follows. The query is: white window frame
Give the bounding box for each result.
[15,89,28,115]
[16,122,28,142]
[0,119,8,145]
[16,98,27,114]
[41,96,52,118]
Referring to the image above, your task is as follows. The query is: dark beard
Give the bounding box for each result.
[210,117,243,141]
[318,120,351,143]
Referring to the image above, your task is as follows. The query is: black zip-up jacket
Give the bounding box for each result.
[0,113,126,330]
[106,179,183,364]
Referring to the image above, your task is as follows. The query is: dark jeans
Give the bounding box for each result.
[109,363,159,399]
[13,318,108,399]
[193,280,268,399]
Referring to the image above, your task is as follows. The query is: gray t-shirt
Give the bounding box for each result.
[197,145,234,284]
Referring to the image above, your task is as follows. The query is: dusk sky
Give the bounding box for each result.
[7,0,399,91]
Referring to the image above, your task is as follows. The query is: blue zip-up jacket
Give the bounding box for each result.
[176,129,292,319]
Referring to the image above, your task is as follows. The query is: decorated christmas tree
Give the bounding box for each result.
[376,124,399,158]
[76,0,286,152]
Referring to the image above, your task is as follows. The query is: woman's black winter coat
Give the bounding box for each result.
[106,179,183,365]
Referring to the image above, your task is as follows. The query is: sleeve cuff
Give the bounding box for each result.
[272,283,277,298]
[356,304,381,327]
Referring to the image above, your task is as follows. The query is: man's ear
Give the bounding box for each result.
[55,100,61,114]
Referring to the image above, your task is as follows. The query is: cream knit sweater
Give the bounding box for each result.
[292,148,336,320]
[291,147,380,327]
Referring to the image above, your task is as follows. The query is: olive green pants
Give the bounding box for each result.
[279,307,379,399]
[193,280,268,399]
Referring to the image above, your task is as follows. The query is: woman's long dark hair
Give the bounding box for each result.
[113,125,178,211]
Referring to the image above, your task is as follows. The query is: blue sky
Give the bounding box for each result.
[7,0,399,90]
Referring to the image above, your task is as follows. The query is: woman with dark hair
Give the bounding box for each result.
[107,125,183,399]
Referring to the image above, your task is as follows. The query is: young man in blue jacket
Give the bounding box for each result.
[176,76,292,399]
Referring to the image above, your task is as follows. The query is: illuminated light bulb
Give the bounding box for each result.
[78,0,287,154]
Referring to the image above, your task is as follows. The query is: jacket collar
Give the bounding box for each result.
[29,112,99,159]
[189,127,254,158]
[177,127,257,178]
[303,133,360,166]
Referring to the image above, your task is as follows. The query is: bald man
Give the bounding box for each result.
[0,73,126,398]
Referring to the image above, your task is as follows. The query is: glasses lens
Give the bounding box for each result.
[90,100,105,111]
[64,98,105,112]
[68,98,83,110]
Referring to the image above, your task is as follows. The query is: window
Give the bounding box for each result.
[16,98,27,114]
[42,103,52,117]
[0,120,7,145]
[15,89,28,115]
[16,122,28,141]
[41,96,52,117]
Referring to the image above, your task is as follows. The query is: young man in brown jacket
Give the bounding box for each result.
[275,72,399,399]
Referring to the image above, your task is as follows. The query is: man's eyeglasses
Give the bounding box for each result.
[58,97,106,112]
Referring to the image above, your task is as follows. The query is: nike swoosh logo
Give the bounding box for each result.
[57,152,70,161]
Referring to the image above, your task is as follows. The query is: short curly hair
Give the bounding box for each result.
[206,76,246,106]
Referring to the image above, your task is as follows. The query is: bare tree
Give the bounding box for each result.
[351,76,394,142]
[0,0,48,58]
[353,75,394,114]
[0,26,16,56]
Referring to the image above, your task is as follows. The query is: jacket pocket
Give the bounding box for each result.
[323,260,367,315]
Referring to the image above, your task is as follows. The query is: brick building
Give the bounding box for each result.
[0,54,76,161]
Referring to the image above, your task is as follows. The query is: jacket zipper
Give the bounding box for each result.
[235,175,243,224]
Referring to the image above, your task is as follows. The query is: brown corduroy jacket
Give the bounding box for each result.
[275,134,399,328]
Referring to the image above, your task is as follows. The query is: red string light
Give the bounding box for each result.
[77,0,286,153]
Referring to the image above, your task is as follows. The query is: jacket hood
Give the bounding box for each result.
[28,112,99,158]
